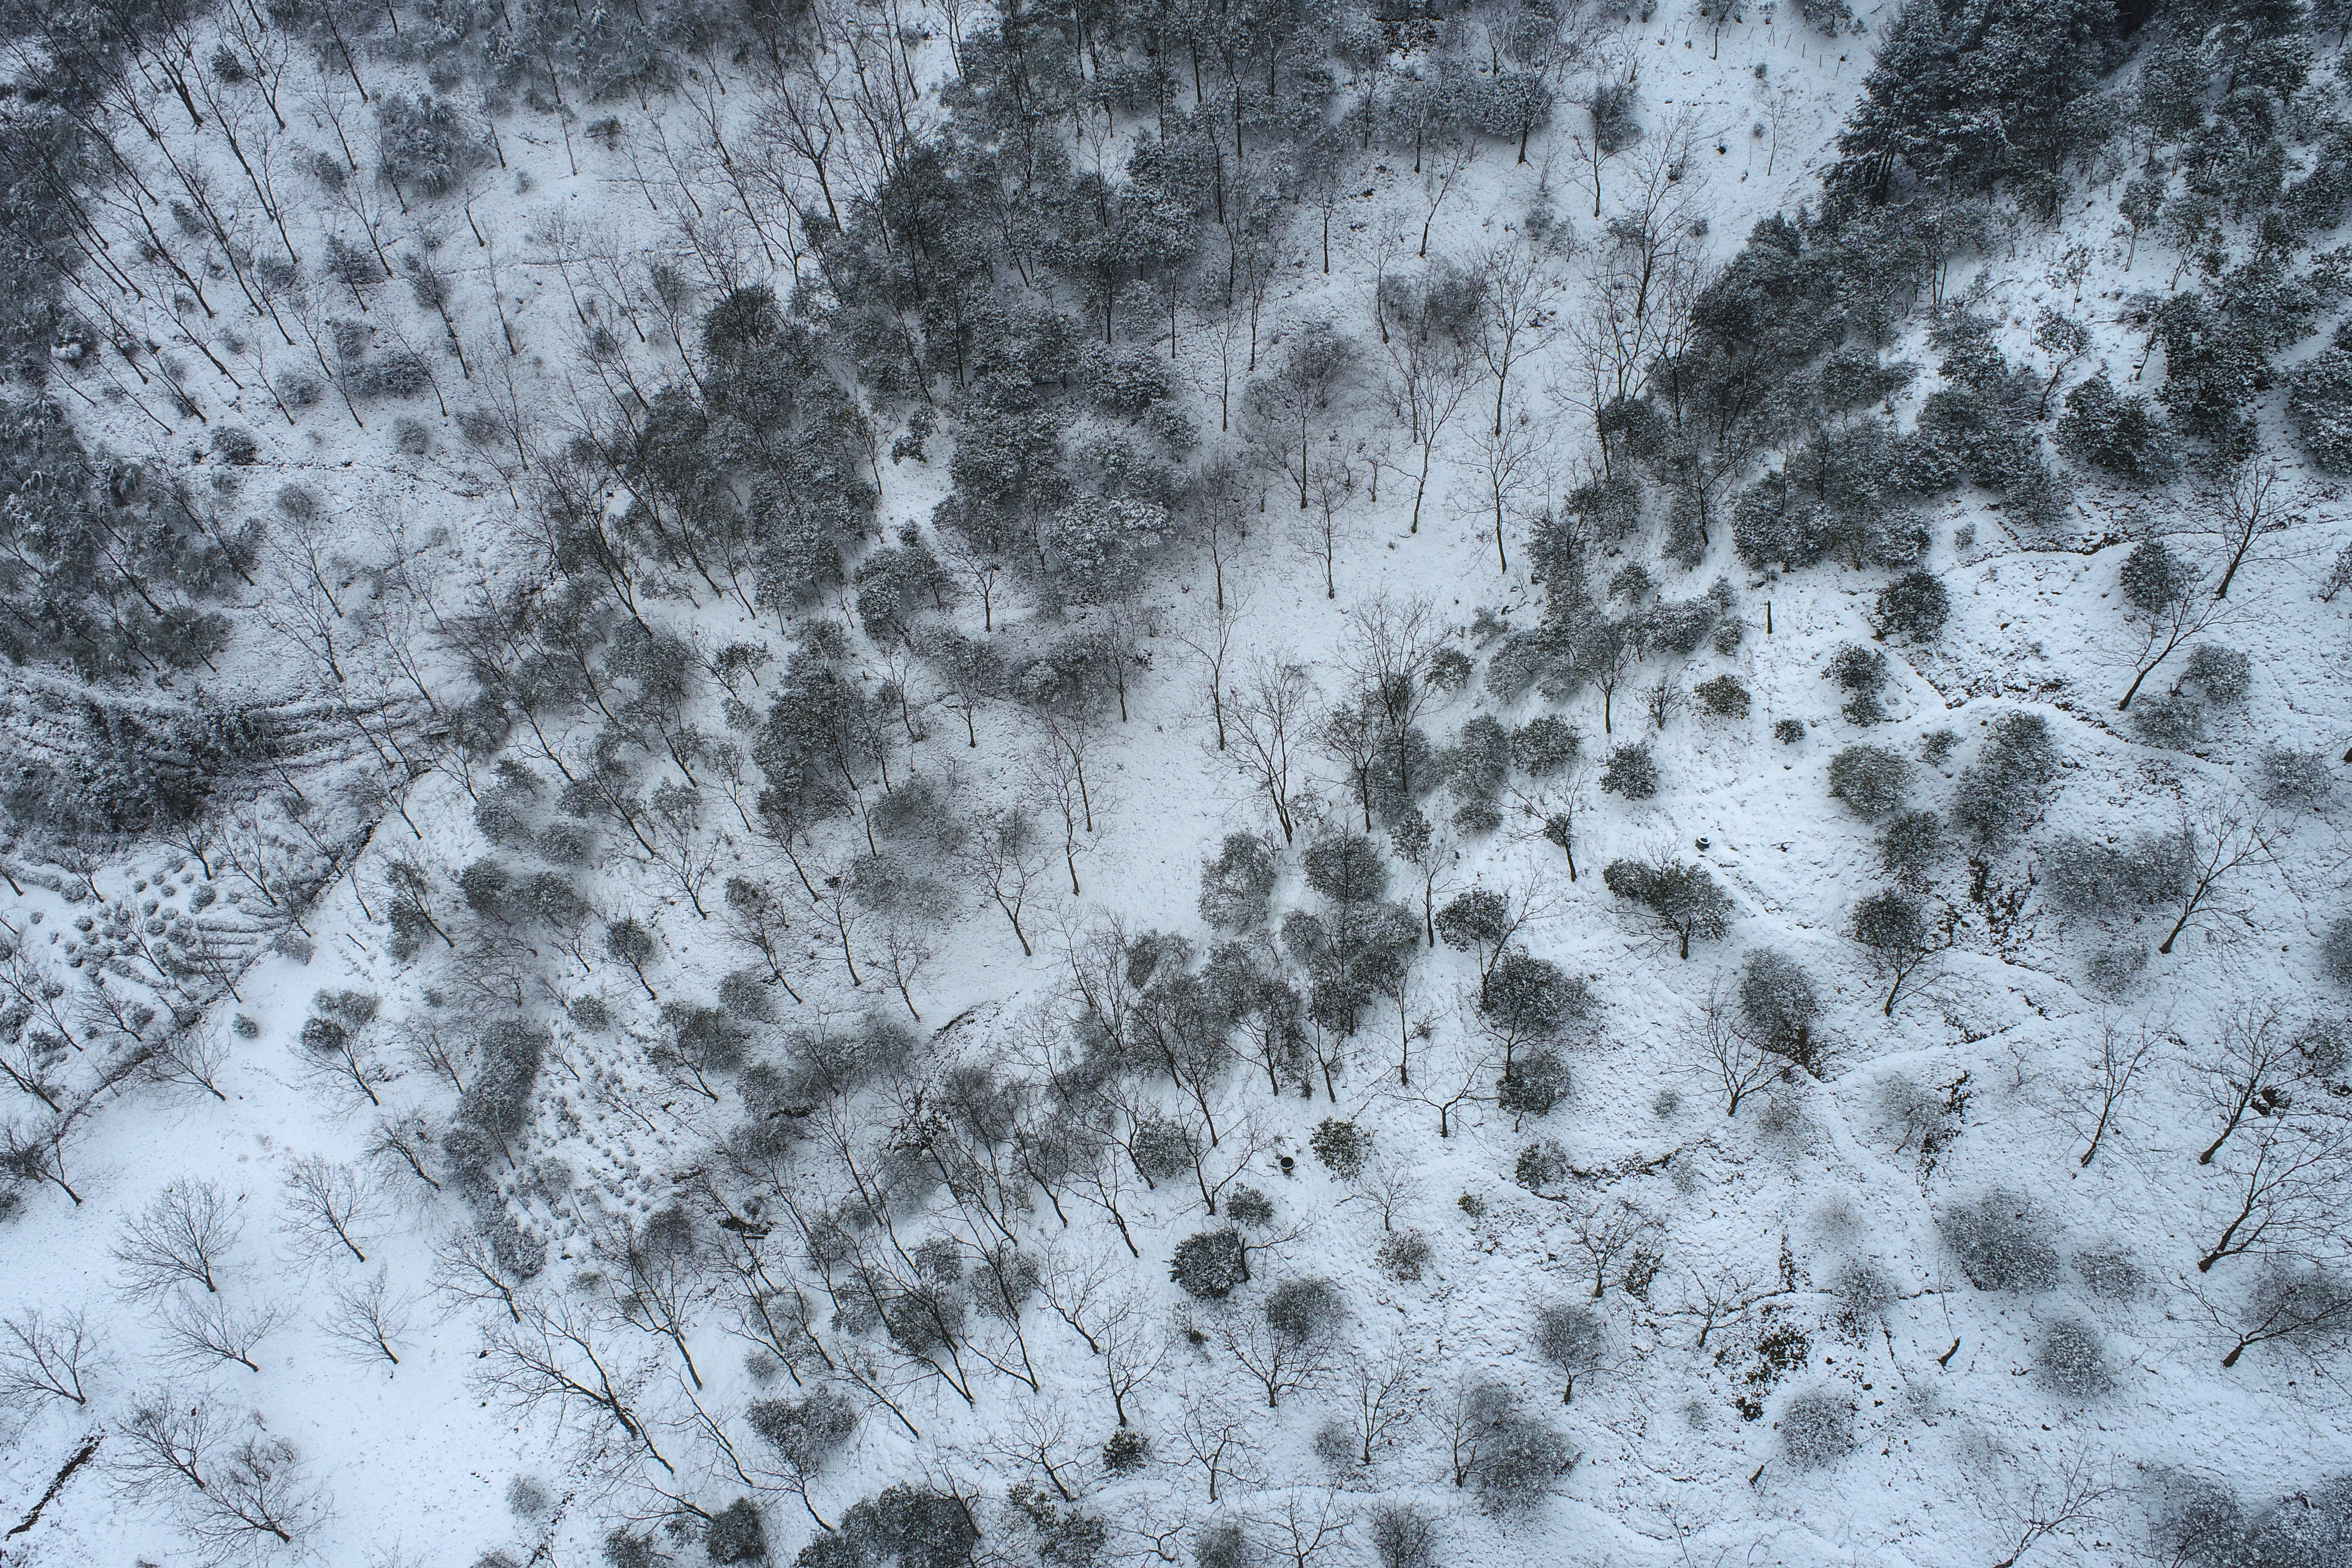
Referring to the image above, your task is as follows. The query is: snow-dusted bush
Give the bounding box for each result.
[1496,1042,1572,1121]
[1823,644,1892,725]
[1515,1138,1569,1191]
[1170,1228,1250,1298]
[1827,744,1912,819]
[1308,1118,1370,1180]
[1827,1257,1895,1338]
[1876,569,1949,641]
[2121,537,2196,612]
[1198,833,1279,931]
[2042,832,2188,918]
[1457,1381,1575,1514]
[1369,1503,1438,1568]
[2134,692,2210,748]
[2288,348,2352,470]
[1102,1428,1147,1473]
[2322,916,2352,987]
[1599,741,1659,799]
[1511,715,1580,775]
[1694,674,1750,717]
[1738,948,1822,1072]
[1878,808,1945,888]
[1939,1189,2062,1292]
[1953,712,2063,851]
[1532,1300,1605,1402]
[705,1499,765,1563]
[1225,1185,1274,1227]
[2072,1240,2143,1302]
[1602,857,1733,959]
[1776,717,1807,745]
[1376,1229,1432,1282]
[2085,942,2149,995]
[2254,747,2336,815]
[2057,374,2180,483]
[2179,643,2253,706]
[2032,1314,2113,1398]
[1778,1387,1855,1469]
[376,94,487,198]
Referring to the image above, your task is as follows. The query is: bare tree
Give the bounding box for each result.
[2117,551,2230,711]
[320,1268,410,1366]
[159,1291,282,1375]
[282,1155,381,1265]
[961,806,1054,958]
[2193,1005,2306,1167]
[114,1393,223,1502]
[1229,658,1315,844]
[2070,1018,2165,1167]
[1960,1437,2116,1568]
[115,1179,243,1297]
[181,1431,332,1561]
[1459,401,1547,576]
[2196,1107,2352,1273]
[1257,1484,1352,1568]
[2196,1258,2352,1368]
[2210,462,2289,600]
[144,1022,232,1104]
[0,1308,103,1413]
[479,1297,678,1476]
[1023,739,1099,897]
[432,1225,542,1324]
[1332,1334,1422,1467]
[1476,236,1565,437]
[1174,1384,1266,1504]
[2153,797,2286,956]
[1694,976,1774,1117]
[1565,1200,1656,1299]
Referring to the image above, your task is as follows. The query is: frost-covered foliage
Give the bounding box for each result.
[1777,1387,1855,1468]
[1827,745,1912,819]
[1939,1190,2063,1292]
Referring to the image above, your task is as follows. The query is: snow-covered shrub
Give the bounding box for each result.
[2244,1472,2352,1565]
[1369,1503,1438,1568]
[705,1499,765,1563]
[2032,1315,2113,1398]
[1459,1383,1575,1514]
[2179,643,2253,706]
[1878,808,1945,888]
[211,426,259,465]
[1602,857,1733,959]
[2323,916,2352,987]
[1512,715,1580,775]
[2085,942,2149,995]
[2057,374,2180,483]
[2254,747,2336,815]
[1226,1185,1274,1227]
[1102,1428,1147,1474]
[1777,1387,1855,1469]
[1776,718,1807,745]
[2041,832,2188,918]
[1738,949,1822,1073]
[1954,712,2063,851]
[1694,675,1750,717]
[1877,569,1949,642]
[1427,646,1474,691]
[1599,741,1659,798]
[2121,537,2196,612]
[2072,1240,2143,1302]
[1198,833,1279,932]
[376,94,486,198]
[1939,1189,2062,1292]
[1193,1519,1248,1568]
[2134,692,2210,748]
[1376,1229,1431,1282]
[1827,1257,1895,1338]
[1309,1118,1370,1180]
[1826,744,1912,819]
[1170,1229,1250,1298]
[1532,1301,1605,1401]
[1515,1138,1569,1191]
[2288,348,2352,470]
[1496,1043,1572,1121]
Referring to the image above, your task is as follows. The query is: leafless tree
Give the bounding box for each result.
[320,1268,410,1367]
[1458,401,1547,576]
[159,1291,282,1375]
[181,1430,332,1561]
[2117,552,2230,711]
[115,1179,243,1297]
[1695,976,1775,1117]
[2153,797,2287,956]
[1565,1199,1657,1299]
[1960,1436,2116,1568]
[113,1393,223,1502]
[2210,461,2289,600]
[1173,590,1247,752]
[432,1226,539,1324]
[2195,1258,2352,1368]
[1476,235,1565,437]
[960,806,1054,959]
[1229,658,1315,844]
[2196,1107,2352,1273]
[144,1022,231,1104]
[2070,1018,2165,1167]
[1023,739,1099,898]
[2195,1004,2305,1166]
[1332,1334,1423,1467]
[1174,1384,1266,1504]
[365,1115,443,1197]
[1257,1483,1352,1568]
[478,1296,678,1476]
[0,1308,103,1414]
[282,1155,381,1265]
